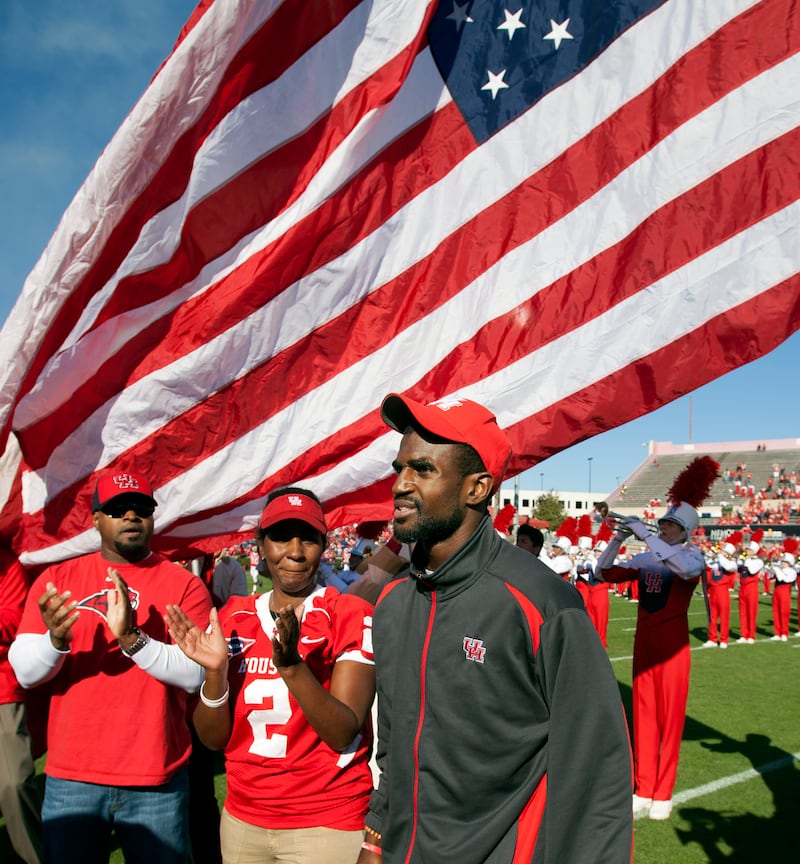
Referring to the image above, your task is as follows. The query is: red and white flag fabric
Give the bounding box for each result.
[1,0,798,566]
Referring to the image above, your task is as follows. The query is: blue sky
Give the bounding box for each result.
[1,0,798,495]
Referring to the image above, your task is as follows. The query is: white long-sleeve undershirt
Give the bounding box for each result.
[9,631,203,692]
[596,535,704,580]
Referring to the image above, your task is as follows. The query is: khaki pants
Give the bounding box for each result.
[220,807,363,864]
[0,702,43,864]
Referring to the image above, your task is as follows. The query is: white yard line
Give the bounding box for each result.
[633,752,800,819]
[672,753,800,804]
[609,634,798,663]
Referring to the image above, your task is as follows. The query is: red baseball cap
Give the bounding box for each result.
[381,393,512,492]
[92,471,157,512]
[259,491,328,536]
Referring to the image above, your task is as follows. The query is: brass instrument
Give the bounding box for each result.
[604,512,628,532]
[604,512,658,536]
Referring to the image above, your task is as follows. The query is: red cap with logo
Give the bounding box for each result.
[380,393,512,492]
[92,472,157,512]
[259,491,328,536]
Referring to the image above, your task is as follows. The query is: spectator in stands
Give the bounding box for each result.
[515,523,544,557]
[347,539,410,606]
[316,556,360,593]
[0,546,43,864]
[246,543,261,595]
[345,538,373,579]
[211,549,249,607]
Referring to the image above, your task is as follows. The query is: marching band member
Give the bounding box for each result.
[597,456,719,821]
[574,537,594,588]
[762,552,773,596]
[575,517,612,648]
[770,539,798,641]
[704,534,738,648]
[549,518,577,582]
[737,531,764,644]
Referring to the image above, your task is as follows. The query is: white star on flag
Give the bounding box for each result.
[481,68,509,100]
[498,8,526,40]
[543,18,574,50]
[447,0,474,30]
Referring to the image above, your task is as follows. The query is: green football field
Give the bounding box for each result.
[3,589,798,862]
[607,588,800,862]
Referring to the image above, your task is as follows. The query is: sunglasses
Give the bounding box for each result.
[100,501,155,519]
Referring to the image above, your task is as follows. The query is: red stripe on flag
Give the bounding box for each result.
[18,0,798,471]
[15,94,475,468]
[16,74,800,545]
[90,15,432,333]
[406,127,800,399]
[503,272,800,475]
[16,264,800,555]
[7,0,800,561]
[64,102,800,495]
[8,0,398,413]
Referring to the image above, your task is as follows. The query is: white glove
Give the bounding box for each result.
[623,517,651,542]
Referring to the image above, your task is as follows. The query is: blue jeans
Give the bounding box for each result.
[42,769,188,864]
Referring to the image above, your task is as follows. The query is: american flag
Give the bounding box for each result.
[0,0,798,566]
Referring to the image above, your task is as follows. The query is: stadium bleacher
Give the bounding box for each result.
[606,439,800,536]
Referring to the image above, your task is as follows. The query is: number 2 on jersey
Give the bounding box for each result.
[244,678,292,757]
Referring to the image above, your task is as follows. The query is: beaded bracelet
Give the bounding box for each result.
[199,681,230,708]
[361,841,382,856]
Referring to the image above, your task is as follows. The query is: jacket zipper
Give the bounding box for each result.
[402,590,437,864]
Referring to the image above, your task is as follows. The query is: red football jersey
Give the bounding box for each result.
[221,586,374,829]
[15,552,212,785]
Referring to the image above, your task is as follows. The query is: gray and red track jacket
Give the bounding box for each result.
[366,515,633,863]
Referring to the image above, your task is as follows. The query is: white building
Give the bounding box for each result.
[498,483,609,520]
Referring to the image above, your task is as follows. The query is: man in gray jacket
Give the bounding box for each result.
[357,394,632,864]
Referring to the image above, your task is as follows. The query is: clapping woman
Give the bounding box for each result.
[166,487,375,864]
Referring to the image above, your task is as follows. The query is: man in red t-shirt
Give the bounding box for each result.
[9,471,212,864]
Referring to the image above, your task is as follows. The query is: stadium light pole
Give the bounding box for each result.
[540,472,544,491]
[587,457,593,493]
